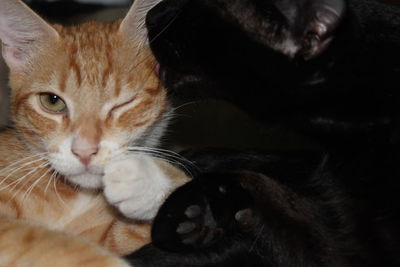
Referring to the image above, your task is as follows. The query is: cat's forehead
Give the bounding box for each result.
[44,22,156,97]
[55,21,127,82]
[55,21,123,56]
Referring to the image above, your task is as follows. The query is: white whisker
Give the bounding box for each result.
[6,162,51,202]
[0,161,50,192]
[127,146,197,168]
[0,157,49,188]
[148,9,181,45]
[151,154,194,179]
[0,152,48,175]
[170,101,196,113]
[44,170,57,194]
[22,167,54,203]
[53,173,68,208]
[126,146,196,178]
[249,224,265,252]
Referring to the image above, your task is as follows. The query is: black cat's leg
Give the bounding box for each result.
[150,172,254,252]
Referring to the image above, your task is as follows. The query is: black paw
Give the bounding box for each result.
[152,172,254,251]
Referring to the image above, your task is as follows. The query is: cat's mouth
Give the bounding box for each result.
[48,156,106,189]
[64,171,104,189]
[84,165,104,176]
[66,163,106,188]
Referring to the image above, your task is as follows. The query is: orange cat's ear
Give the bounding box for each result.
[0,0,59,72]
[119,0,163,46]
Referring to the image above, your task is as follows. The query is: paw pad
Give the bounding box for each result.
[175,201,222,247]
[218,185,227,194]
[176,222,197,235]
[235,208,253,226]
[184,205,202,219]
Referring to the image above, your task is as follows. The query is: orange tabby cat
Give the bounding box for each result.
[0,0,188,265]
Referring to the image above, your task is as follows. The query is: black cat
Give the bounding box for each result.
[126,0,400,266]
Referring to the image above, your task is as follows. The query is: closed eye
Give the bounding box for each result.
[110,95,137,114]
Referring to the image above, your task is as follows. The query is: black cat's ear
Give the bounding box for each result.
[274,0,345,59]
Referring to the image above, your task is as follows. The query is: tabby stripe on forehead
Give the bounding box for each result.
[69,44,82,87]
[59,65,68,92]
[102,43,113,88]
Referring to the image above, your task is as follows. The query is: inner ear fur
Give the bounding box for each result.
[0,0,59,72]
[119,0,163,46]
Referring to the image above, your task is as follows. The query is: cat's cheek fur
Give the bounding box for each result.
[49,137,85,170]
[103,155,173,221]
[48,137,86,175]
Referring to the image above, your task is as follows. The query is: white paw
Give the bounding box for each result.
[103,155,172,221]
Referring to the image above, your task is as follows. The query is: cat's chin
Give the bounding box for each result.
[65,173,103,189]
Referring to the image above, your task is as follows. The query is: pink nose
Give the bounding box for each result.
[72,147,98,166]
[71,138,99,166]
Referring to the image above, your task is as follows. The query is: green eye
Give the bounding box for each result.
[39,93,67,113]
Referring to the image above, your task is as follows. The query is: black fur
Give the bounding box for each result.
[147,0,400,146]
[126,0,400,266]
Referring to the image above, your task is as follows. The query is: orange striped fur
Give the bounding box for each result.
[0,0,188,266]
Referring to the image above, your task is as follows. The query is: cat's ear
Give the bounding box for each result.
[0,0,59,72]
[274,0,345,59]
[119,0,163,46]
